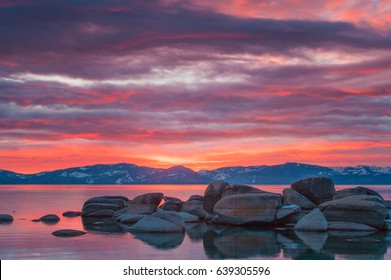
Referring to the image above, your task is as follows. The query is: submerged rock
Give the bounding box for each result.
[203,181,230,214]
[52,229,86,237]
[294,209,328,232]
[62,211,81,217]
[213,193,282,225]
[0,214,14,223]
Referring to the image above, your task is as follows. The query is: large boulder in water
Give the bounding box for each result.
[294,208,328,232]
[115,213,148,224]
[127,192,163,214]
[319,195,387,229]
[203,181,229,214]
[82,203,122,216]
[333,187,383,201]
[291,177,335,204]
[83,196,127,209]
[213,193,282,225]
[282,188,317,210]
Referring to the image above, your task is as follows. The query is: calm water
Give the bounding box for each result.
[0,184,391,260]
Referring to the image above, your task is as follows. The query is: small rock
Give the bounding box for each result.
[294,208,328,232]
[0,214,13,223]
[39,214,60,222]
[276,205,301,220]
[52,229,87,237]
[291,177,335,204]
[62,211,81,217]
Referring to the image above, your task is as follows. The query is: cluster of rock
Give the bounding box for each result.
[77,177,391,233]
[2,177,390,237]
[204,177,391,232]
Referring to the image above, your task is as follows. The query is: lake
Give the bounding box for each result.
[0,184,390,260]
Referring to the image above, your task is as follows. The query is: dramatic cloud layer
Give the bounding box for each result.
[1,0,390,173]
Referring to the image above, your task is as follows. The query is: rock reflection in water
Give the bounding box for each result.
[203,227,281,259]
[129,232,185,250]
[323,231,389,260]
[82,217,127,234]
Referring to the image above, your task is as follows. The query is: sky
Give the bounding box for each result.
[1,0,391,173]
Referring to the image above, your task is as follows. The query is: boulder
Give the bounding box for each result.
[282,188,317,210]
[160,196,183,211]
[203,181,230,214]
[129,216,184,233]
[62,211,81,217]
[152,210,185,229]
[0,214,14,223]
[174,211,199,223]
[328,222,377,231]
[83,197,126,208]
[52,229,86,237]
[213,193,282,225]
[221,184,263,198]
[319,196,386,229]
[333,187,383,201]
[181,199,208,219]
[82,203,122,216]
[87,209,115,218]
[291,177,335,204]
[188,195,203,201]
[127,192,163,214]
[115,213,148,224]
[276,205,301,220]
[39,214,60,222]
[294,208,328,232]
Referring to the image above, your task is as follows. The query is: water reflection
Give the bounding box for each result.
[129,232,185,250]
[81,217,127,234]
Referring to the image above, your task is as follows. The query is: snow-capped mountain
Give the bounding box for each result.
[0,162,390,184]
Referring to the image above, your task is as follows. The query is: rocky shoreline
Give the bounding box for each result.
[1,177,390,237]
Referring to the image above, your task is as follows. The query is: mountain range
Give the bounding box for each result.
[1,162,391,185]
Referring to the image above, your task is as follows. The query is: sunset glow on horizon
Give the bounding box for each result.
[1,0,391,173]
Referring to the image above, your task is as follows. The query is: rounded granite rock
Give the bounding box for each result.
[0,214,14,223]
[52,229,87,237]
